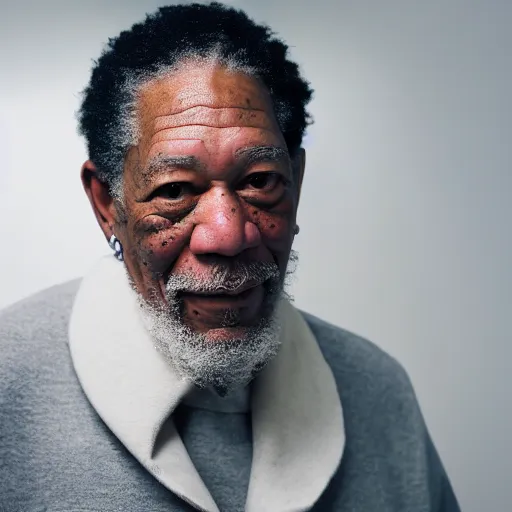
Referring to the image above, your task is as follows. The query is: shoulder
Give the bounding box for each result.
[301,309,419,418]
[0,279,81,337]
[302,310,411,389]
[0,279,81,323]
[0,280,83,445]
[0,279,81,376]
[303,311,462,511]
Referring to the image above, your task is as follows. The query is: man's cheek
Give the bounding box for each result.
[256,214,291,245]
[249,202,295,248]
[133,219,193,276]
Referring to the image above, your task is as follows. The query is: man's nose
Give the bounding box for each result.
[189,189,261,257]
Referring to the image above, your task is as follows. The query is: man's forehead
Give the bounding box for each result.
[132,63,286,173]
[152,105,275,136]
[137,63,275,124]
[142,116,286,166]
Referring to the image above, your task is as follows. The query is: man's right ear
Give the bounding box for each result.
[80,160,117,238]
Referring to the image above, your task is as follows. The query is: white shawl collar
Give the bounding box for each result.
[69,256,345,512]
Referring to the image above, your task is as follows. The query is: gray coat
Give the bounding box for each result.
[0,280,460,511]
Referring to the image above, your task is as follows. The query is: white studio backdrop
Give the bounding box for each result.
[1,1,511,510]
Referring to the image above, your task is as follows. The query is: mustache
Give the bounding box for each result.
[164,261,281,295]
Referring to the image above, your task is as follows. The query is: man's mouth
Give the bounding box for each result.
[179,282,263,305]
[179,281,262,299]
[175,282,266,331]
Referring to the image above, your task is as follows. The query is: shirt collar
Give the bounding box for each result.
[69,255,345,512]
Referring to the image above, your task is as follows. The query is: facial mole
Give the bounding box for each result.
[161,240,168,246]
[231,208,236,213]
[270,223,276,228]
[193,310,199,316]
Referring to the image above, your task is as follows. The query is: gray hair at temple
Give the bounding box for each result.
[76,2,314,201]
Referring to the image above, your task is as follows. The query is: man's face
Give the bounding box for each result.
[83,61,305,389]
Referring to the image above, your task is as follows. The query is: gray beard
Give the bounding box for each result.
[135,253,297,395]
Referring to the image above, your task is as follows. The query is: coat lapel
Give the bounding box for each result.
[69,256,219,512]
[247,300,345,512]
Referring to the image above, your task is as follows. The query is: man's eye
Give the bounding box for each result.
[244,173,283,190]
[154,183,190,200]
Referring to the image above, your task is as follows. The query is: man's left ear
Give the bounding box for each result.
[293,148,306,205]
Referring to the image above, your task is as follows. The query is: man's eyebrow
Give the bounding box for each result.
[141,155,205,180]
[141,146,290,181]
[234,145,291,166]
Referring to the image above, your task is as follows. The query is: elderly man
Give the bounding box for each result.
[0,3,460,511]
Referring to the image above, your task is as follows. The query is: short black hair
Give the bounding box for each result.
[77,2,313,194]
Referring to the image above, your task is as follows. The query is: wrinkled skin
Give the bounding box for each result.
[82,61,305,340]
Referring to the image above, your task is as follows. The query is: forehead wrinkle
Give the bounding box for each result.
[153,104,265,119]
[148,125,280,149]
[151,105,274,133]
[152,123,269,134]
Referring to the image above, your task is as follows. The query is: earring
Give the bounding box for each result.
[293,225,300,235]
[108,234,124,261]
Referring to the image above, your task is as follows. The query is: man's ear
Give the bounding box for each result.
[80,160,117,239]
[293,148,306,206]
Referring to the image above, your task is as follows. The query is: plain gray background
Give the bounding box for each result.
[1,1,511,510]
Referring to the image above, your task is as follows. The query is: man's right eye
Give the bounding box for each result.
[153,183,189,200]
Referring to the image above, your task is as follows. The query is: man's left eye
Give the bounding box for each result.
[244,173,284,190]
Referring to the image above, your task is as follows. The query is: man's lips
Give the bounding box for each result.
[180,281,262,299]
[179,282,262,305]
